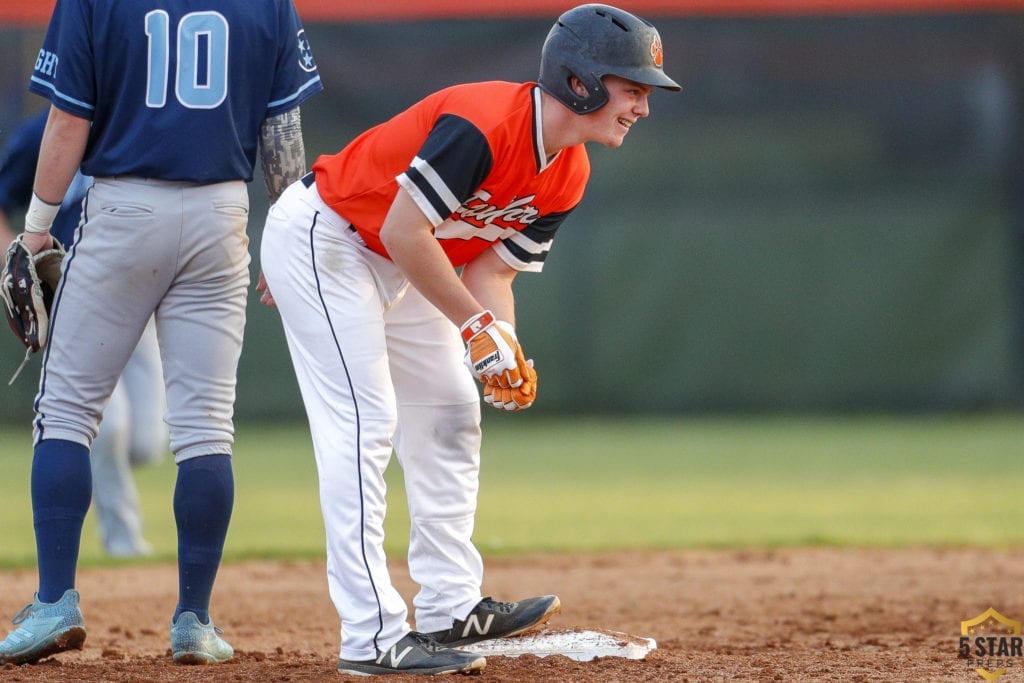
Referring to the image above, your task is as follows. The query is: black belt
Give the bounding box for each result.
[301,172,359,236]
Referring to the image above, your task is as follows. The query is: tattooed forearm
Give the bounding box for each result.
[259,107,307,203]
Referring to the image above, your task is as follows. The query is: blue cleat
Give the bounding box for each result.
[170,611,234,665]
[0,589,86,665]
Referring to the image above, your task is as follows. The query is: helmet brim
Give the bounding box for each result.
[614,67,682,92]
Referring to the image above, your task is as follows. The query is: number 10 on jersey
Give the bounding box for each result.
[145,11,228,109]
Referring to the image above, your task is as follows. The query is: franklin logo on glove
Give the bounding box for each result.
[475,350,503,375]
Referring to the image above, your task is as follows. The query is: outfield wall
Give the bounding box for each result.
[0,11,1021,419]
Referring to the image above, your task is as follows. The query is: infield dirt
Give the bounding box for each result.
[1,548,1022,681]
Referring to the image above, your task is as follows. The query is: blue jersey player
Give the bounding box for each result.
[0,0,322,667]
[0,110,168,560]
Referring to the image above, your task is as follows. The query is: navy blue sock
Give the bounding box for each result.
[32,439,92,603]
[173,454,233,624]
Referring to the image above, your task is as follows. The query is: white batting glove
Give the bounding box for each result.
[461,311,522,386]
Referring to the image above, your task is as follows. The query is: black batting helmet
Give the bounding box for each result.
[538,4,681,114]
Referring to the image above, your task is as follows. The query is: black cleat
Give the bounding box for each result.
[337,631,486,676]
[426,595,561,647]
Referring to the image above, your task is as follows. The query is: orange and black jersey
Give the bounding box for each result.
[311,81,590,272]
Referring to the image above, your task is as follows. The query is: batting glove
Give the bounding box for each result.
[484,353,537,412]
[461,310,522,386]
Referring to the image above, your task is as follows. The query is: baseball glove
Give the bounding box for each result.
[2,235,66,353]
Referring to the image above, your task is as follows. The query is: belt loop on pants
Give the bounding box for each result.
[301,172,315,188]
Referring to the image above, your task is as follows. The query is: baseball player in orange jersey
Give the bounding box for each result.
[258,4,680,675]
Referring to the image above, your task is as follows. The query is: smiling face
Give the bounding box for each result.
[578,75,654,148]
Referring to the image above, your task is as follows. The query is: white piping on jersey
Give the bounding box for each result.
[411,155,460,211]
[396,173,445,226]
[495,227,553,273]
[532,87,555,172]
[29,74,322,114]
[493,242,544,273]
[397,155,461,227]
[506,229,552,256]
[267,74,323,110]
[29,77,95,111]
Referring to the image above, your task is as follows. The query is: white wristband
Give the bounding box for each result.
[24,192,60,234]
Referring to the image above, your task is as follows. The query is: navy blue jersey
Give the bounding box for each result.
[28,0,323,183]
[0,110,89,247]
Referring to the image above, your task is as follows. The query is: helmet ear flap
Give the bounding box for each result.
[563,71,609,113]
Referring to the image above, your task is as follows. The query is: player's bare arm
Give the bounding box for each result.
[259,107,307,203]
[379,187,486,326]
[460,247,517,324]
[34,107,89,205]
[23,106,89,253]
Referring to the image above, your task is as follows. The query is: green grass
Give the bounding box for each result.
[0,413,1022,569]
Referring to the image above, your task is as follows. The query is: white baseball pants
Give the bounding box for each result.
[260,177,485,660]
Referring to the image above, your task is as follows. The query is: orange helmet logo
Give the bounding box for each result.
[650,36,664,67]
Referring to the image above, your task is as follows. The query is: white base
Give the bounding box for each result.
[462,628,657,662]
